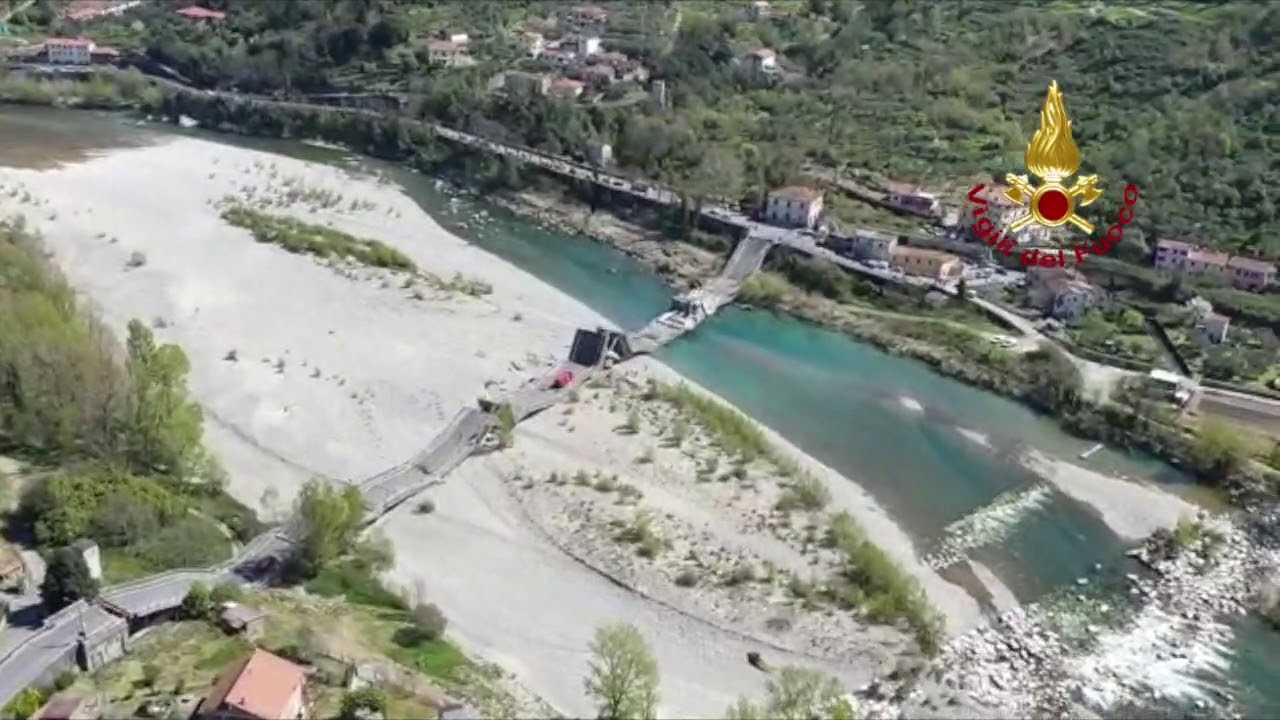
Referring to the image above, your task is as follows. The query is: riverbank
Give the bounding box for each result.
[901,510,1280,719]
[12,72,1267,495]
[0,133,980,716]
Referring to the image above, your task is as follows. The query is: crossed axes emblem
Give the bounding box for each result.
[1002,173,1104,234]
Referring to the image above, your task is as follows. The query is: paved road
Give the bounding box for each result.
[0,601,122,705]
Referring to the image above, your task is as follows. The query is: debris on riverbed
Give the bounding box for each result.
[890,510,1280,719]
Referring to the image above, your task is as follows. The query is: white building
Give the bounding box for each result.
[745,48,778,73]
[521,31,545,57]
[765,186,823,229]
[1198,313,1230,345]
[1050,280,1097,323]
[72,539,102,581]
[45,37,94,65]
[565,34,602,57]
[425,39,473,67]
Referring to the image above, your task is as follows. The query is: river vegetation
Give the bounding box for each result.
[0,219,260,591]
[641,379,947,650]
[220,204,416,271]
[0,67,159,109]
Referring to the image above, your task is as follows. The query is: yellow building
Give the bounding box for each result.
[891,246,962,280]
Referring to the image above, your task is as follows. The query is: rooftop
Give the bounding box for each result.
[572,4,608,19]
[549,77,585,93]
[884,180,935,198]
[975,183,1022,207]
[176,5,225,20]
[892,246,959,262]
[749,47,776,59]
[1156,237,1194,251]
[201,649,305,720]
[1045,275,1094,295]
[1187,248,1229,265]
[45,37,94,46]
[769,185,821,202]
[426,39,464,52]
[1228,255,1275,273]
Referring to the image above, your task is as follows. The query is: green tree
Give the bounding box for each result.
[1189,419,1248,481]
[291,479,365,576]
[1023,348,1084,412]
[2,688,47,720]
[123,319,207,478]
[340,686,387,720]
[40,546,99,611]
[584,623,660,720]
[1118,308,1145,333]
[726,666,859,720]
[181,581,214,619]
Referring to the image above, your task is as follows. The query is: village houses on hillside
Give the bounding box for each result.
[1154,238,1276,292]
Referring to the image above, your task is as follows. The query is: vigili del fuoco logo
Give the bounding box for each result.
[968,81,1139,269]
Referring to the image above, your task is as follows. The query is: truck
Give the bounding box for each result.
[551,369,575,389]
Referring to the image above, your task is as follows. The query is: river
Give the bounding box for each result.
[1,106,1275,716]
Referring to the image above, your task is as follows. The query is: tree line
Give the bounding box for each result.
[39,0,1273,257]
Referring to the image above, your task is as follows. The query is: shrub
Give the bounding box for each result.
[340,687,388,720]
[776,474,831,512]
[738,271,791,307]
[411,602,448,642]
[210,580,244,604]
[674,569,698,587]
[181,582,213,619]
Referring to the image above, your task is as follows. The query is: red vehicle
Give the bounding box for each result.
[551,369,575,389]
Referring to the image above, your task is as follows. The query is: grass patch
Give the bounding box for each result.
[775,474,831,512]
[390,637,469,679]
[101,549,161,585]
[647,381,821,499]
[68,621,251,712]
[738,271,791,308]
[649,381,771,462]
[101,515,235,585]
[220,205,415,271]
[304,561,408,610]
[823,511,943,655]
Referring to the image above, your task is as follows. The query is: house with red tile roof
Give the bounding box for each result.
[197,649,307,720]
[176,5,226,21]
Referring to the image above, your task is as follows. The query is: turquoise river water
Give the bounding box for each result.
[1,107,1275,716]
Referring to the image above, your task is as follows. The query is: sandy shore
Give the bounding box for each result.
[0,135,988,717]
[1023,452,1199,542]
